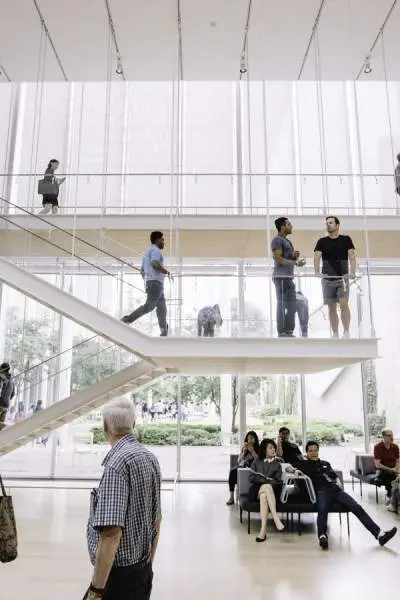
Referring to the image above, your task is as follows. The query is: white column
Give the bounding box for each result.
[51,273,73,463]
[220,375,233,447]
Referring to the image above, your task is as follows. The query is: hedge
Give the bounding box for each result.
[261,418,363,446]
[92,424,221,446]
[92,419,363,447]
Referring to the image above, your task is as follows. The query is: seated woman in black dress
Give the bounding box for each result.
[249,438,284,542]
[226,430,259,505]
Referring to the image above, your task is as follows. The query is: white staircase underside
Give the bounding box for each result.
[0,360,170,456]
[1,214,400,259]
[0,257,379,374]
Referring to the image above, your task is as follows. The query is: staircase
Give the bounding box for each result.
[0,360,171,456]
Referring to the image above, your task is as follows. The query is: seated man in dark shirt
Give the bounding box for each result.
[276,427,303,466]
[295,441,397,550]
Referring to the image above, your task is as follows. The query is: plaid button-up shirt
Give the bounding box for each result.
[87,434,161,567]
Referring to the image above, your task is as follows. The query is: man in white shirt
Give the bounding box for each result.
[121,231,172,336]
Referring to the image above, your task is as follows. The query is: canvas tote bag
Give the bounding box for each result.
[0,473,17,563]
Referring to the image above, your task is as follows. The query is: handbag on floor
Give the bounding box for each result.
[0,473,18,563]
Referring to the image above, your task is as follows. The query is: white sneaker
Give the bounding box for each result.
[342,331,350,339]
[331,332,339,338]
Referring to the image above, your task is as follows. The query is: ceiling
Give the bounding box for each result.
[0,0,399,82]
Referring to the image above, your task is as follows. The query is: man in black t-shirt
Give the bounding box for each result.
[314,216,356,338]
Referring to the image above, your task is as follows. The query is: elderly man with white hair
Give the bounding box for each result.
[86,398,161,600]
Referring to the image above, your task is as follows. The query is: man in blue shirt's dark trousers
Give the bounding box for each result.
[121,231,172,336]
[297,441,397,551]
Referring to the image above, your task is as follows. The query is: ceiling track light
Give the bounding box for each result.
[116,57,123,76]
[239,55,247,75]
[364,55,372,74]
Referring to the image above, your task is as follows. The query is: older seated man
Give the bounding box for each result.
[374,429,400,504]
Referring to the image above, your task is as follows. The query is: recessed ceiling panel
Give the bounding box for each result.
[248,0,321,80]
[38,0,110,80]
[181,0,249,80]
[0,0,398,80]
[300,0,395,80]
[110,0,177,80]
[0,0,64,80]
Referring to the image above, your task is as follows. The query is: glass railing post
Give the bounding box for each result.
[356,287,363,338]
[300,374,307,451]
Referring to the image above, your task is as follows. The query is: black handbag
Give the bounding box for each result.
[38,177,59,196]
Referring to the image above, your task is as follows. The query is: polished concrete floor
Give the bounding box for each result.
[1,483,399,600]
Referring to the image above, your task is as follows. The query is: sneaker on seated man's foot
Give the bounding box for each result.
[378,527,397,546]
[121,316,131,324]
[319,534,329,550]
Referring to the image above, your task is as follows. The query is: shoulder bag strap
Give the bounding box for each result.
[0,473,7,497]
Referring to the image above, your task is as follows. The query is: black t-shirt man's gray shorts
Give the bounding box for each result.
[314,235,355,305]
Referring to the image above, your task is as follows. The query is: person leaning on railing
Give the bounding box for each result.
[271,217,306,338]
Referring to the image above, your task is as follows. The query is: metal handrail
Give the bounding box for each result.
[0,196,142,272]
[12,278,360,385]
[2,171,398,177]
[10,204,400,217]
[0,203,145,297]
[14,342,135,400]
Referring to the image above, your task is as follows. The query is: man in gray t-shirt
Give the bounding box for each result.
[271,217,304,337]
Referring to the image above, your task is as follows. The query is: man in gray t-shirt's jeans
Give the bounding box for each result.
[271,217,305,337]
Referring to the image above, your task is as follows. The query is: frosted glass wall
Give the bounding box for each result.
[0,80,399,214]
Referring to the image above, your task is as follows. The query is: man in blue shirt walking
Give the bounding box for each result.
[122,231,172,336]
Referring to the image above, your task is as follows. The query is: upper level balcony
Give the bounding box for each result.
[1,173,400,259]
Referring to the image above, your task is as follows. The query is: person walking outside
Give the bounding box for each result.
[271,217,305,337]
[121,231,172,336]
[0,362,15,431]
[86,398,161,600]
[39,159,65,214]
